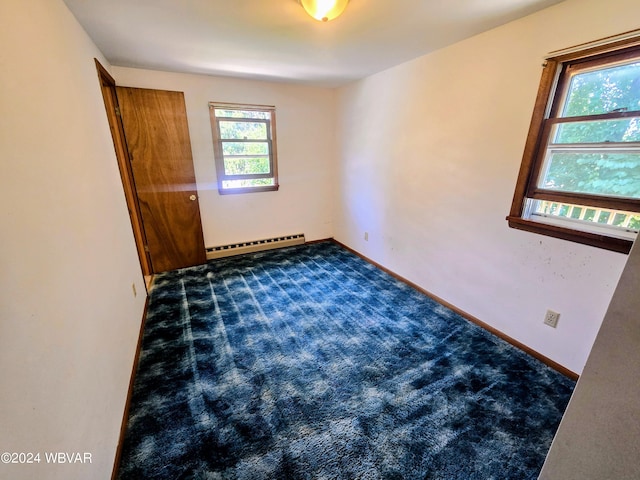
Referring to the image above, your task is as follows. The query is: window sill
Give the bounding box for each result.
[506,216,632,254]
[218,184,279,195]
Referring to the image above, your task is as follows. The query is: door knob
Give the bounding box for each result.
[189,194,197,201]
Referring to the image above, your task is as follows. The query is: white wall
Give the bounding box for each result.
[112,67,335,248]
[0,1,146,479]
[335,0,640,374]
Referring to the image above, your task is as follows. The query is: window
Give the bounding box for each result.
[508,37,640,253]
[209,102,279,194]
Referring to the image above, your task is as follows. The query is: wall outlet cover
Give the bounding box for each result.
[544,309,560,328]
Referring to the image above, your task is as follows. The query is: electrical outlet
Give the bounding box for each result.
[544,309,560,328]
[132,283,137,298]
[364,232,369,241]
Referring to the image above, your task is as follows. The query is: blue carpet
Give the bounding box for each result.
[117,241,574,479]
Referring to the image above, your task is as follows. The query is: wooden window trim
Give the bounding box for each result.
[508,38,640,254]
[209,102,279,195]
[506,216,631,253]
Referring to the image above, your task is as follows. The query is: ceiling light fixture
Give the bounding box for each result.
[299,0,349,22]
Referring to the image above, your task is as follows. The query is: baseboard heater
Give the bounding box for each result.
[206,233,305,260]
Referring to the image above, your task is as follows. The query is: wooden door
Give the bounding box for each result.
[116,87,206,273]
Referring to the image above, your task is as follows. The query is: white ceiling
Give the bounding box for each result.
[63,0,564,87]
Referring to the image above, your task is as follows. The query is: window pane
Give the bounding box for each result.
[224,157,270,175]
[539,151,640,198]
[222,141,269,156]
[552,117,640,143]
[215,108,270,119]
[562,61,640,117]
[219,120,267,140]
[210,103,277,194]
[531,199,640,231]
[222,178,275,189]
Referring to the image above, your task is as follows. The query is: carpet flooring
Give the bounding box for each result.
[116,241,575,479]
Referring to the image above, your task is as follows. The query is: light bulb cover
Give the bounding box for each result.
[299,0,349,22]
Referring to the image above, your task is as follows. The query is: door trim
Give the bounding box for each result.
[95,59,152,276]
